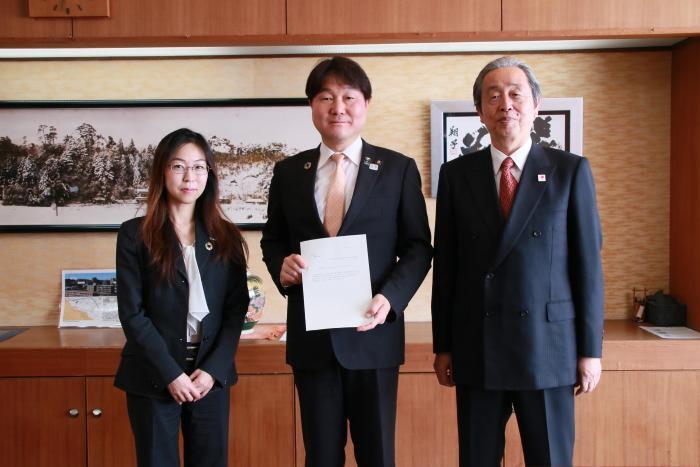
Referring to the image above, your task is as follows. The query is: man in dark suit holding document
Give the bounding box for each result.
[261,56,432,467]
[432,56,604,466]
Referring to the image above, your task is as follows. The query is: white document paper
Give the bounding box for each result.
[300,234,373,331]
[640,326,700,339]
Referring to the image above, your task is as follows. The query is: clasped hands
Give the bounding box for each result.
[167,369,214,404]
[280,254,391,331]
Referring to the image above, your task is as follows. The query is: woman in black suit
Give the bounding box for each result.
[114,128,249,467]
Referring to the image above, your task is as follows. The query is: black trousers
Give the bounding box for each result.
[455,385,575,467]
[125,344,230,467]
[293,361,399,467]
[126,388,230,467]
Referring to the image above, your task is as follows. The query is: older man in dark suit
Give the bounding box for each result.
[261,56,432,467]
[431,56,604,466]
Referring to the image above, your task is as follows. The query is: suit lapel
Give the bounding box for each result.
[491,144,554,269]
[300,147,327,236]
[338,140,380,235]
[465,148,501,238]
[194,220,212,274]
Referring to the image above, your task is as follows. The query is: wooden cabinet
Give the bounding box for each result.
[71,0,286,44]
[502,0,700,36]
[0,374,296,467]
[2,0,700,46]
[293,373,458,467]
[0,376,135,467]
[395,374,459,467]
[287,0,501,36]
[230,375,296,467]
[1,323,700,466]
[0,0,72,44]
[0,377,86,467]
[504,371,700,466]
[85,377,137,467]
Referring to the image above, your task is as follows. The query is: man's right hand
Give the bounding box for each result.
[434,352,455,387]
[280,254,307,287]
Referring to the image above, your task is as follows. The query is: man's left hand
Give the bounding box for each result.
[575,357,602,396]
[357,294,391,332]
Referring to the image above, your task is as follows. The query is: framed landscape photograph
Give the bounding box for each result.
[0,99,319,231]
[430,98,583,197]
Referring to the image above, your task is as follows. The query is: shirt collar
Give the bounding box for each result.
[319,137,362,168]
[490,137,532,175]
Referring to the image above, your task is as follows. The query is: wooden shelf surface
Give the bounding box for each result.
[1,321,699,378]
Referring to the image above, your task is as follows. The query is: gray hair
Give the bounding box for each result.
[472,56,542,110]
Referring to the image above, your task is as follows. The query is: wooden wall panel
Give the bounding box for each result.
[0,51,671,325]
[73,0,286,41]
[0,0,72,42]
[670,38,700,331]
[505,371,700,466]
[287,0,501,35]
[503,0,700,35]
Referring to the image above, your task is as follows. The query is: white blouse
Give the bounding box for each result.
[182,244,211,343]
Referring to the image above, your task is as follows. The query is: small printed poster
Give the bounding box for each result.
[59,269,120,328]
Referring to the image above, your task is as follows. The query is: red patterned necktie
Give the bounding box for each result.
[323,153,346,237]
[499,157,518,220]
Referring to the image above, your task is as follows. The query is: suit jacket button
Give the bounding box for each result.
[471,232,479,240]
[520,309,529,318]
[532,230,542,238]
[485,311,492,317]
[485,273,495,280]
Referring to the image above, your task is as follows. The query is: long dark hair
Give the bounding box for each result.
[140,128,247,282]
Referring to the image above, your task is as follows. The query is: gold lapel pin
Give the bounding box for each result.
[304,162,312,170]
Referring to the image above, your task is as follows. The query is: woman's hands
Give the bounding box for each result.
[167,369,215,404]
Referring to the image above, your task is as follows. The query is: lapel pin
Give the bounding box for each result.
[363,157,382,171]
[205,237,214,251]
[304,162,312,170]
[537,174,547,182]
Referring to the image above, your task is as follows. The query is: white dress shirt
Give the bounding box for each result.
[314,137,362,223]
[182,244,210,343]
[490,138,532,195]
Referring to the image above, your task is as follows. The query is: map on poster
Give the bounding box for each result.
[59,269,120,328]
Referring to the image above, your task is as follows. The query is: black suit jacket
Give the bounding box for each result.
[261,140,433,370]
[432,144,604,390]
[114,217,249,398]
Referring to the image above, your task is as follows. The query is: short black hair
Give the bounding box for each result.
[305,56,372,102]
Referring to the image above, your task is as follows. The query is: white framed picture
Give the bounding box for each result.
[59,269,120,328]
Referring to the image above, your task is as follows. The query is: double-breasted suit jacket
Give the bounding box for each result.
[432,144,604,390]
[261,140,433,370]
[114,217,249,398]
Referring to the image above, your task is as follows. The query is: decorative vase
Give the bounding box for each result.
[242,272,265,334]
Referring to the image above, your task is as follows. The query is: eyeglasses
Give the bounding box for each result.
[169,163,210,176]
